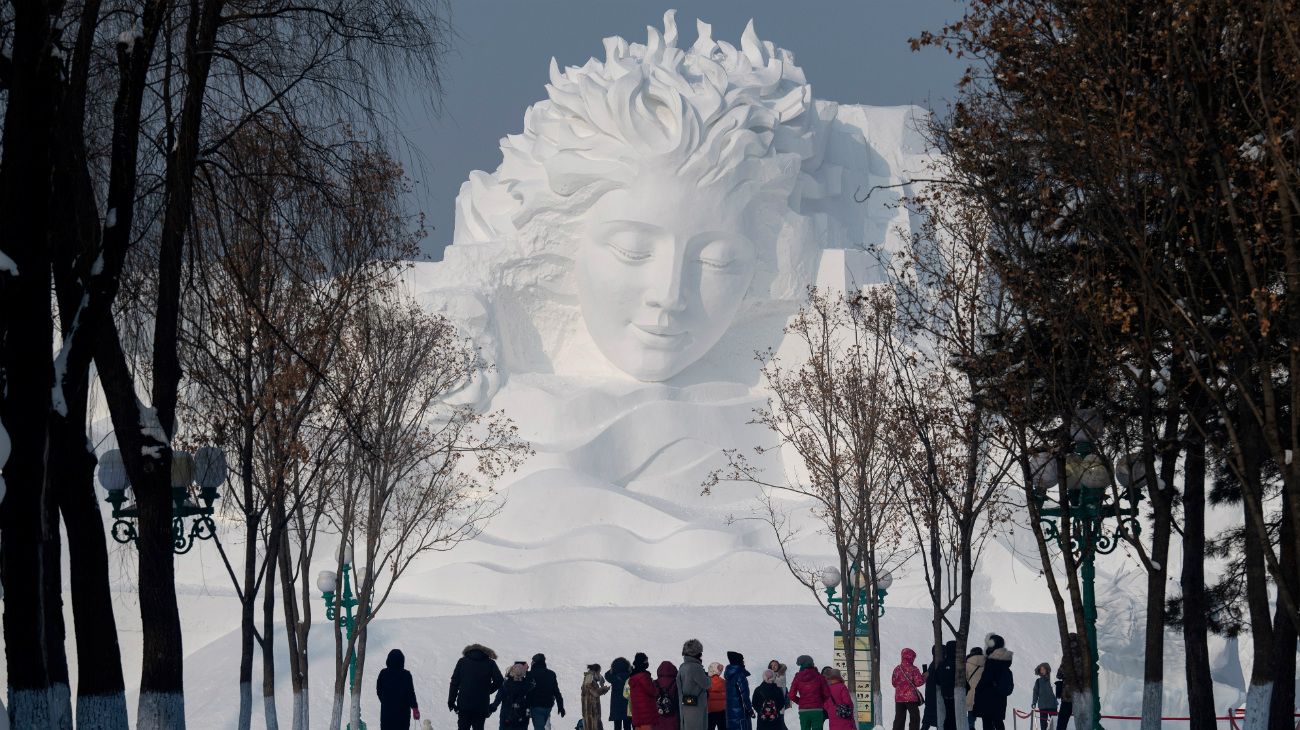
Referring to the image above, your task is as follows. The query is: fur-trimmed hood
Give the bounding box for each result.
[987,648,1013,663]
[463,643,498,660]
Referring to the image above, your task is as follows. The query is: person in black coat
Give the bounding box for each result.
[526,653,567,730]
[606,657,632,730]
[971,635,1013,730]
[451,644,505,730]
[921,646,940,730]
[495,662,534,730]
[377,649,420,730]
[933,641,957,730]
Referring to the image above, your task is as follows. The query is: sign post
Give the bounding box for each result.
[833,633,874,729]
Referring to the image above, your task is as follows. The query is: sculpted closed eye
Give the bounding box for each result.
[608,241,652,262]
[696,238,751,271]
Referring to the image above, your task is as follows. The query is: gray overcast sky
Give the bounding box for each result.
[397,1,968,259]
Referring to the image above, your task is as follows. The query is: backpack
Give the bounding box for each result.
[656,684,675,716]
[759,699,779,722]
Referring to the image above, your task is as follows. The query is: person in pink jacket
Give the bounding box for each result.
[890,648,926,730]
[821,669,854,730]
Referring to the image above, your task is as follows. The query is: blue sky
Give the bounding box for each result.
[397,1,968,259]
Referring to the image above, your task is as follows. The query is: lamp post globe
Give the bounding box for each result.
[821,566,842,589]
[317,570,338,594]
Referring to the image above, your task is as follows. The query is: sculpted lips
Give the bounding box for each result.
[631,322,689,348]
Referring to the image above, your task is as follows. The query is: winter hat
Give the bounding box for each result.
[708,662,724,676]
[683,639,704,658]
[796,655,815,669]
[727,651,745,666]
[984,634,1005,651]
[633,652,650,671]
[762,669,775,682]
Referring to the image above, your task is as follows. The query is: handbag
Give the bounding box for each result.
[682,694,699,708]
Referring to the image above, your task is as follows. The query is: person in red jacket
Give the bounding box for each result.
[707,663,728,730]
[890,648,927,730]
[821,669,855,730]
[627,653,658,730]
[787,656,830,730]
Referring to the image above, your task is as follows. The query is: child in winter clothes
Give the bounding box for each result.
[890,648,927,730]
[752,670,787,730]
[1031,664,1056,730]
[788,656,831,730]
[708,663,728,730]
[821,668,854,730]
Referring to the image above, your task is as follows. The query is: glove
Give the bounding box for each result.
[559,708,567,718]
[414,708,421,720]
[449,702,458,714]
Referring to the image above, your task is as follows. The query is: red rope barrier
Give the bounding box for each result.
[1013,707,1298,723]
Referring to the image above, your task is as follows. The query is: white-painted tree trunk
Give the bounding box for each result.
[10,685,73,730]
[0,694,8,730]
[291,688,308,730]
[137,691,185,730]
[330,692,345,730]
[238,682,252,730]
[1071,690,1094,730]
[1139,681,1162,730]
[349,689,363,729]
[75,692,131,730]
[265,694,280,730]
[954,686,968,729]
[1242,682,1272,730]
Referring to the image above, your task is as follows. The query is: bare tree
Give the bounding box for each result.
[182,117,417,730]
[873,182,1017,726]
[706,286,911,721]
[325,297,529,729]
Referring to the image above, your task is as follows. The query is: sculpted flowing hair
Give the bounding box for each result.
[454,10,834,265]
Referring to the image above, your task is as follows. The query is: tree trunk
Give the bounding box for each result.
[1268,492,1298,730]
[279,529,306,730]
[0,1,72,726]
[1181,419,1215,730]
[263,522,283,730]
[1242,408,1275,730]
[1140,395,1180,730]
[349,627,370,730]
[53,408,129,729]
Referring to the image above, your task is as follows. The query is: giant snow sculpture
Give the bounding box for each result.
[403,11,932,608]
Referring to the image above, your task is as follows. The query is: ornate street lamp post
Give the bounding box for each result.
[822,564,893,730]
[1031,411,1146,730]
[319,543,366,730]
[97,446,226,554]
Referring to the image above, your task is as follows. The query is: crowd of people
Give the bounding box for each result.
[373,632,1086,730]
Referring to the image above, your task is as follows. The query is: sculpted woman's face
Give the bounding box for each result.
[576,173,759,381]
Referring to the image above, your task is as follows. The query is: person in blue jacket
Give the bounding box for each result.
[724,651,754,730]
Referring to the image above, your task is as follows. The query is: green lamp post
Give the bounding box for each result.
[319,544,366,730]
[98,446,226,554]
[822,564,892,730]
[1030,410,1146,730]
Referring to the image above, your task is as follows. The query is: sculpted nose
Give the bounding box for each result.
[643,249,687,312]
